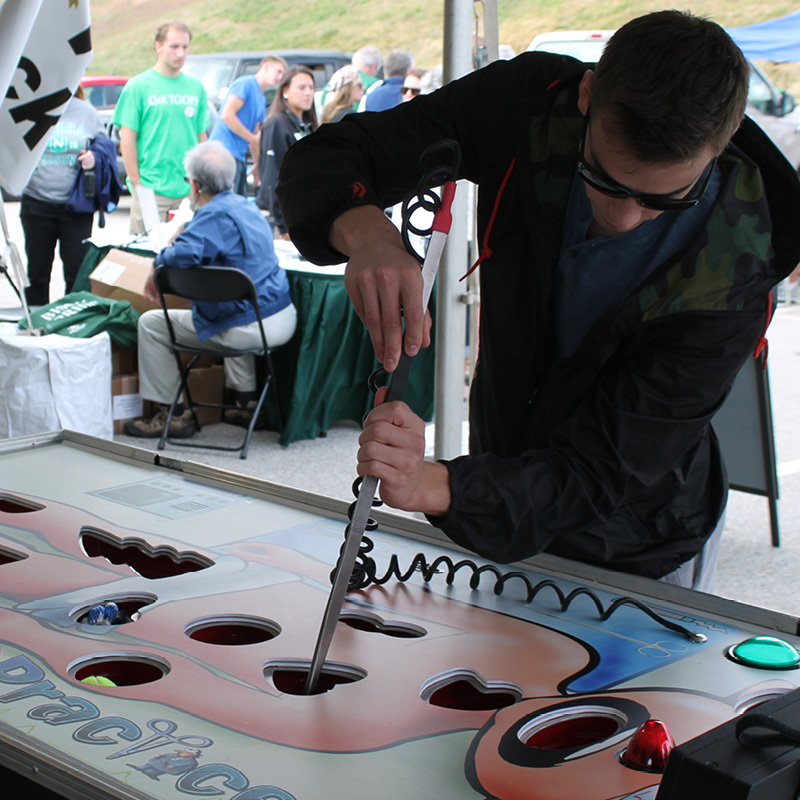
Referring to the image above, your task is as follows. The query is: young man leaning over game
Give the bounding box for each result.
[277,11,800,591]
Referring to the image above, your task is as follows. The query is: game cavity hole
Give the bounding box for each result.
[339,609,426,638]
[421,669,522,711]
[264,659,366,696]
[69,653,170,687]
[73,595,156,626]
[186,615,281,645]
[80,527,213,579]
[735,687,793,714]
[519,706,627,749]
[0,494,44,513]
[0,546,27,566]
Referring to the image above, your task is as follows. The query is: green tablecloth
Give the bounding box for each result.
[268,266,435,446]
[77,245,435,447]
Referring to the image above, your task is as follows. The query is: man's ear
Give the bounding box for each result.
[578,70,593,116]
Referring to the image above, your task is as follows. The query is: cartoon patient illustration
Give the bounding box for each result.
[128,747,202,780]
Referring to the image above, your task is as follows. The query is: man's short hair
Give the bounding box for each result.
[184,141,236,195]
[155,21,192,44]
[260,54,288,69]
[352,45,382,74]
[384,50,414,78]
[591,11,749,162]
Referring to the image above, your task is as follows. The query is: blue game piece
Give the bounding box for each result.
[85,602,121,625]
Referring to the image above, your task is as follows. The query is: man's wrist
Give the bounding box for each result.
[417,461,452,517]
[330,205,397,257]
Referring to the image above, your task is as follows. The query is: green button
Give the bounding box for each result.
[729,636,800,669]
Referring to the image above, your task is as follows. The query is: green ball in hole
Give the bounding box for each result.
[81,675,117,686]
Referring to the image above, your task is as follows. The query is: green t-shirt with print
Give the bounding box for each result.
[113,68,209,198]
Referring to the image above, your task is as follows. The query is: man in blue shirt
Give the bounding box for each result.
[363,50,413,112]
[209,56,286,196]
[126,141,297,439]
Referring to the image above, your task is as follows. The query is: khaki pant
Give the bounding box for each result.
[129,189,187,235]
[137,305,297,404]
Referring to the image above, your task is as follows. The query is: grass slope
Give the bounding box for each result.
[87,0,800,92]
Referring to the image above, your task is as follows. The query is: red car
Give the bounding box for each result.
[79,74,128,112]
[79,75,129,186]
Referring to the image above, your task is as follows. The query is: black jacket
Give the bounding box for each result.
[278,53,800,578]
[256,110,312,233]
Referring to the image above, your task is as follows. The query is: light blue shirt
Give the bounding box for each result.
[155,191,291,340]
[209,75,266,161]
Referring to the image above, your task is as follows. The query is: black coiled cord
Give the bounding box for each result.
[400,138,461,263]
[343,483,705,643]
[338,476,382,591]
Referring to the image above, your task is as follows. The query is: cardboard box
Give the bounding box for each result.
[112,373,143,434]
[187,363,225,425]
[111,343,137,376]
[142,364,225,426]
[89,248,191,315]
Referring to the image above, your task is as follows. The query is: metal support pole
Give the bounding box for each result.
[478,0,500,66]
[435,0,474,460]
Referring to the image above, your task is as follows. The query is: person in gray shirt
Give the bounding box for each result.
[20,89,105,306]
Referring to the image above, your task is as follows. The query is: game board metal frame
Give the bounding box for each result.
[1,430,799,800]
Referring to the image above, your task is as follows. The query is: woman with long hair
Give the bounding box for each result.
[320,66,365,124]
[256,65,318,238]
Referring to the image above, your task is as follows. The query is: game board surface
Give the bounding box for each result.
[1,432,799,800]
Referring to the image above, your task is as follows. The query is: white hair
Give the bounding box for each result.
[183,141,235,195]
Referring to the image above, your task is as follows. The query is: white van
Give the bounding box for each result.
[527,31,611,63]
[527,30,800,171]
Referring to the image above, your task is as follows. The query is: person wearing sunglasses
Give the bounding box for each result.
[401,69,425,102]
[278,12,800,590]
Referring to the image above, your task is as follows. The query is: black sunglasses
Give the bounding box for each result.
[577,115,715,212]
[402,85,421,96]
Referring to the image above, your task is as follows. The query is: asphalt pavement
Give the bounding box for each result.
[2,195,800,617]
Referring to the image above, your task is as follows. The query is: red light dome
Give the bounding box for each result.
[620,718,675,772]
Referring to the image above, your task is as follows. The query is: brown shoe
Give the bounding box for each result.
[223,400,267,429]
[124,406,198,439]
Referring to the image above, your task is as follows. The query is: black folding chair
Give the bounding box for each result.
[153,265,283,459]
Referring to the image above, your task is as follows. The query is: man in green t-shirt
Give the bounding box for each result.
[113,21,209,233]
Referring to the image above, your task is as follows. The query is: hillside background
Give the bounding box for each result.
[87,0,800,94]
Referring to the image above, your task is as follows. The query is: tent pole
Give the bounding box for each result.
[434,0,474,461]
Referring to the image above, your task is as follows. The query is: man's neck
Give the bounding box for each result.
[154,62,180,79]
[587,218,608,240]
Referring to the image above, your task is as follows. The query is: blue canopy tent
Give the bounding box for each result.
[727,10,800,62]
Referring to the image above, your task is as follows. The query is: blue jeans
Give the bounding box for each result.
[234,158,248,197]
